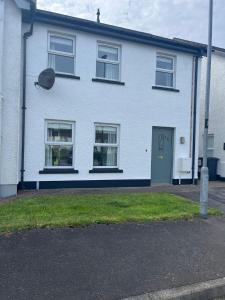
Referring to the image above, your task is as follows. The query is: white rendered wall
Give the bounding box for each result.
[0,0,4,173]
[0,0,22,196]
[199,52,225,177]
[24,23,200,184]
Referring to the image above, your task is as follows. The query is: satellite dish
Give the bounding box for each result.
[35,68,55,90]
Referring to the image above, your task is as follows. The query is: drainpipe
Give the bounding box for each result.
[20,3,35,189]
[191,56,199,184]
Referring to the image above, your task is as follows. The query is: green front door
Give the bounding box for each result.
[151,127,174,184]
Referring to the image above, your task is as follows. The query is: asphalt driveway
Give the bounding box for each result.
[1,182,225,300]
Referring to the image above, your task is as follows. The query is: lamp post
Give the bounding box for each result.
[200,0,213,218]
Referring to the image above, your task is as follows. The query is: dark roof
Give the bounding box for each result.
[173,38,225,54]
[24,8,206,57]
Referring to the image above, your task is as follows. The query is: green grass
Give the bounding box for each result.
[0,193,220,233]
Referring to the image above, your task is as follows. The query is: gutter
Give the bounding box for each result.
[191,56,199,184]
[20,2,35,189]
[34,10,205,57]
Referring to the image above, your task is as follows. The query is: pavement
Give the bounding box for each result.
[1,182,225,299]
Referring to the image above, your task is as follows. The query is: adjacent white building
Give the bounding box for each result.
[199,47,225,179]
[0,0,29,197]
[0,0,206,197]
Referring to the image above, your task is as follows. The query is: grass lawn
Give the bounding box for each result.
[0,192,220,233]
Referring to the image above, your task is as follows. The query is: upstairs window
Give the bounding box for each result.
[96,43,120,81]
[45,121,74,168]
[156,54,175,88]
[93,124,119,167]
[48,33,75,75]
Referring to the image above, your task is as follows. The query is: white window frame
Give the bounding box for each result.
[93,123,120,168]
[155,53,176,88]
[96,42,121,81]
[45,120,75,169]
[48,32,76,75]
[207,133,214,157]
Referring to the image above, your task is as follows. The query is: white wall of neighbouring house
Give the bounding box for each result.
[199,51,225,178]
[0,0,22,197]
[0,0,4,188]
[22,22,201,186]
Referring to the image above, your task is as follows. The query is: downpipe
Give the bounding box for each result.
[191,56,198,184]
[20,5,35,189]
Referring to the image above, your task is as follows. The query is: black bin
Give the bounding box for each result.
[207,157,219,181]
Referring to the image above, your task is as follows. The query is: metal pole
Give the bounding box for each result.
[200,0,213,218]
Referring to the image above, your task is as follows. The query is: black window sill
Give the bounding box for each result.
[92,78,125,85]
[152,86,180,92]
[55,73,80,80]
[39,168,79,174]
[89,168,123,173]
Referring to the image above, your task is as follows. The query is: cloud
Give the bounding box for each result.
[37,0,225,48]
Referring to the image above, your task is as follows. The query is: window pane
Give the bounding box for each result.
[98,45,118,61]
[47,122,72,142]
[96,62,119,80]
[45,145,73,166]
[50,36,73,53]
[95,126,117,144]
[93,146,117,166]
[207,134,214,157]
[49,54,74,74]
[156,71,173,87]
[157,56,173,70]
[208,134,214,148]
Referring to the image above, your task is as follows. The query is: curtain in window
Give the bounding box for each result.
[49,53,55,69]
[157,56,173,70]
[93,146,117,166]
[98,45,118,61]
[95,126,117,144]
[47,123,72,142]
[96,62,119,80]
[105,147,117,166]
[156,71,173,87]
[105,63,119,80]
[45,145,53,166]
[45,145,73,166]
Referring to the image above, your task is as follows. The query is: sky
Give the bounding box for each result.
[37,0,225,48]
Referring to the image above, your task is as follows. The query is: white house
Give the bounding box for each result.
[0,0,206,197]
[0,0,34,198]
[199,46,225,180]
